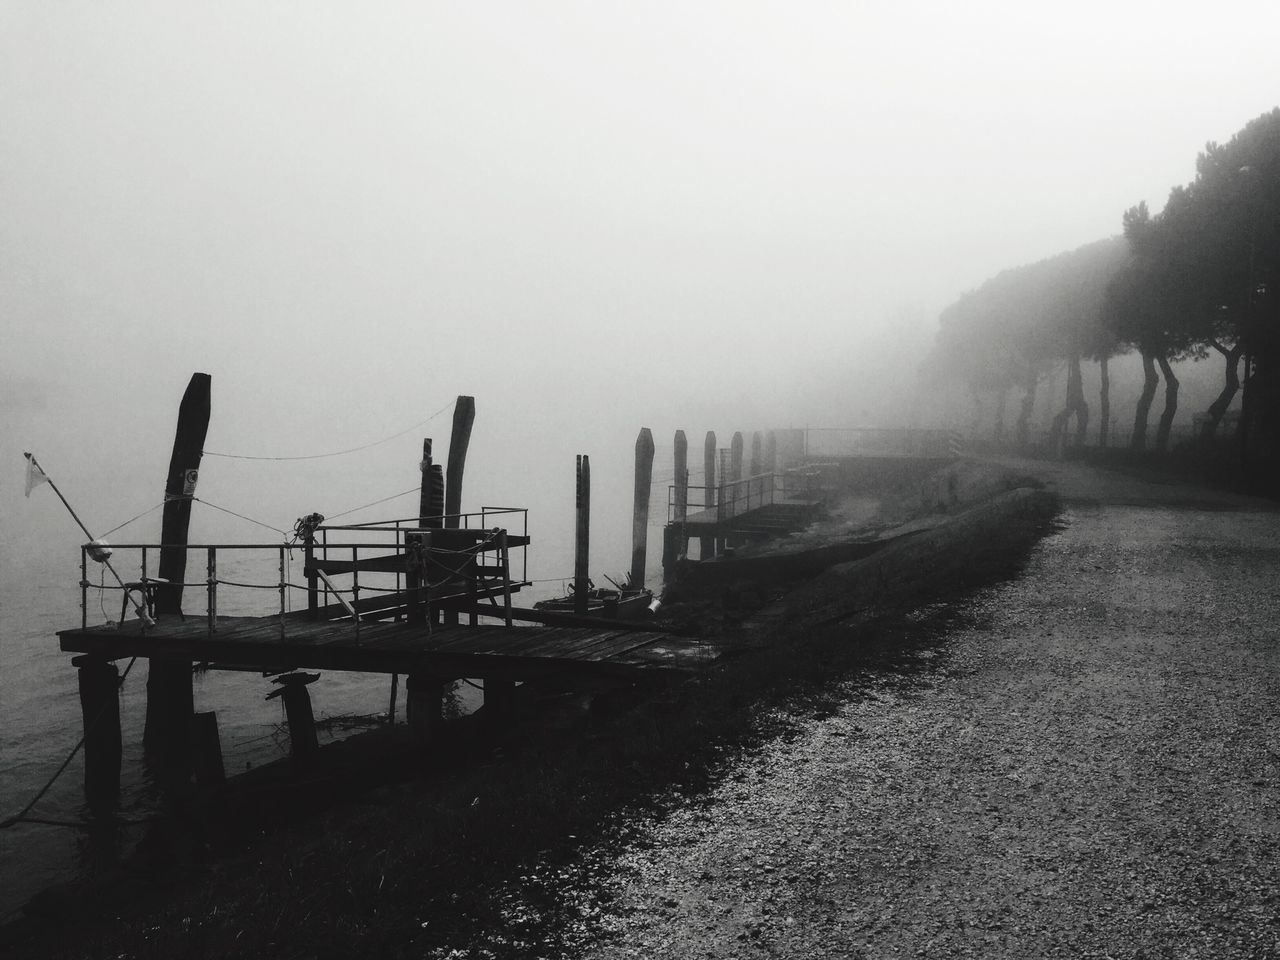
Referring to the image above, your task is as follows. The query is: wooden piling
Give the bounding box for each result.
[268,672,320,762]
[731,431,744,482]
[666,429,688,579]
[750,431,762,478]
[443,396,475,627]
[75,656,121,813]
[191,711,226,785]
[673,430,688,523]
[765,430,778,473]
[418,439,437,525]
[702,432,716,560]
[145,372,209,756]
[574,455,591,616]
[406,672,445,754]
[630,427,655,589]
[445,396,475,524]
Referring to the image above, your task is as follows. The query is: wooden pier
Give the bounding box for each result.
[58,616,713,682]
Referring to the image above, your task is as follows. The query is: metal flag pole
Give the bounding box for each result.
[25,452,149,620]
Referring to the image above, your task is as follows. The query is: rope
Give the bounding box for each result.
[325,486,419,522]
[100,501,165,537]
[0,657,138,832]
[193,498,288,535]
[203,399,454,461]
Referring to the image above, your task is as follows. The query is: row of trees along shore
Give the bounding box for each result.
[928,107,1280,478]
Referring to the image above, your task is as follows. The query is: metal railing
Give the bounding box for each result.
[667,473,795,524]
[77,508,528,641]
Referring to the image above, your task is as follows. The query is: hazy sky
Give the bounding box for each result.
[3,1,1278,570]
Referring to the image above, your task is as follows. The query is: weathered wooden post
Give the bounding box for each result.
[191,711,226,785]
[765,430,778,473]
[630,428,655,589]
[664,429,688,579]
[443,396,475,627]
[730,432,744,482]
[145,372,210,757]
[673,430,688,523]
[574,455,591,615]
[701,431,716,560]
[268,673,321,762]
[75,656,121,813]
[407,672,446,758]
[750,431,762,478]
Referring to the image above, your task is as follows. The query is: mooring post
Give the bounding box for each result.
[665,429,688,579]
[443,396,475,627]
[414,441,443,625]
[702,431,716,560]
[145,372,210,758]
[406,672,446,757]
[268,673,320,762]
[574,455,591,615]
[630,428,655,589]
[74,655,121,813]
[191,711,226,785]
[750,431,762,478]
[731,431,744,483]
[765,430,778,474]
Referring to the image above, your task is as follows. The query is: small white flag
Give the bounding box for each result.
[24,453,49,497]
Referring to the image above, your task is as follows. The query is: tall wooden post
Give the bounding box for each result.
[765,430,778,473]
[731,431,744,482]
[443,396,475,627]
[701,431,716,560]
[75,656,121,813]
[750,431,762,477]
[574,455,591,616]
[673,430,688,523]
[665,430,690,581]
[630,428,655,589]
[445,396,475,524]
[145,372,210,756]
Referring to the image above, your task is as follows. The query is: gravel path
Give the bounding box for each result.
[572,464,1280,958]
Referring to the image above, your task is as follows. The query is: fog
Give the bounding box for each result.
[3,2,1277,583]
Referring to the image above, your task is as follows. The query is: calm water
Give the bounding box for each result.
[0,450,679,920]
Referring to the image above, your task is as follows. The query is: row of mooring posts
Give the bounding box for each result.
[619,426,803,591]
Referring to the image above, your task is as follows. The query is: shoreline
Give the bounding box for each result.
[2,461,1060,958]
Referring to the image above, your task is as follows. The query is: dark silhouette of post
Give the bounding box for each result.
[76,656,121,813]
[630,428,655,589]
[145,372,210,756]
[574,455,591,615]
[702,431,716,560]
[443,397,475,626]
[750,431,762,477]
[730,431,744,482]
[765,430,778,473]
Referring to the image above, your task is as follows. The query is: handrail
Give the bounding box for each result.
[79,515,528,640]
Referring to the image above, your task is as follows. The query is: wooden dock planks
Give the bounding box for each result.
[57,614,716,680]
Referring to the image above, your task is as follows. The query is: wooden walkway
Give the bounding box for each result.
[58,615,717,680]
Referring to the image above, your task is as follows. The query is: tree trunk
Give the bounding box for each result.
[1098,356,1111,449]
[1154,354,1179,452]
[1131,351,1159,451]
[1015,369,1038,448]
[1048,353,1089,457]
[1201,343,1243,442]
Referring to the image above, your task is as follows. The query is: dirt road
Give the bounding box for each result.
[565,459,1280,958]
